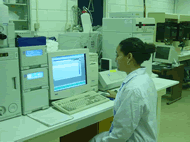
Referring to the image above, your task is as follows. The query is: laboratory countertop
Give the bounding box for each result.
[99,77,179,94]
[0,101,114,142]
[0,78,179,142]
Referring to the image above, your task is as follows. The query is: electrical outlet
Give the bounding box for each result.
[34,23,40,30]
[0,106,6,116]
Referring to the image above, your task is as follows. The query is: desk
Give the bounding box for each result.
[153,64,184,105]
[0,78,179,142]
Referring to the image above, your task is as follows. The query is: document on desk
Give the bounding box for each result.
[27,107,74,127]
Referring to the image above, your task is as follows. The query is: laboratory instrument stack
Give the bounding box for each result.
[102,17,156,77]
[0,48,22,121]
[0,22,15,48]
[58,31,100,53]
[0,0,22,122]
[89,53,99,92]
[109,12,143,18]
[18,45,49,115]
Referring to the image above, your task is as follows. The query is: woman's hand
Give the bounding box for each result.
[106,90,117,99]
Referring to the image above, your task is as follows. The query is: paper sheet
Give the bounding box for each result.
[27,107,74,127]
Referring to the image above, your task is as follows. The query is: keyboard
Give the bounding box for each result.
[152,65,172,71]
[152,65,163,71]
[52,91,110,115]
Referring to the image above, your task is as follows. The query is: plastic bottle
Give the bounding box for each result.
[81,13,92,33]
[0,0,9,24]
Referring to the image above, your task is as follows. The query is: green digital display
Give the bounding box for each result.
[0,53,8,57]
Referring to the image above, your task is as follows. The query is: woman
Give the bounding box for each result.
[89,37,158,142]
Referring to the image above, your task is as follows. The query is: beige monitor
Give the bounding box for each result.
[153,45,178,64]
[48,49,91,100]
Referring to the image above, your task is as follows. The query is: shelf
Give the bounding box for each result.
[15,30,30,32]
[148,12,178,23]
[3,2,26,5]
[4,0,30,31]
[165,13,178,20]
[10,20,27,22]
[179,15,190,22]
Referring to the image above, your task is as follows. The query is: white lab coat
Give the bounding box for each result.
[89,67,157,142]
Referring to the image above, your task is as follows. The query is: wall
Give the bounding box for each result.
[107,0,126,17]
[175,0,190,14]
[146,0,175,16]
[30,0,78,39]
[30,0,175,39]
[126,0,175,17]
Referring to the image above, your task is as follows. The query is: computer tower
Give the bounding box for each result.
[89,53,99,92]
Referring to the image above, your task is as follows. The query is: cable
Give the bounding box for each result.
[72,6,80,27]
[70,7,73,31]
[78,7,82,27]
[94,28,103,58]
[67,7,96,53]
[83,6,93,24]
[71,6,75,28]
[70,6,84,31]
[64,0,69,32]
[97,39,103,59]
[88,0,94,12]
[88,9,93,24]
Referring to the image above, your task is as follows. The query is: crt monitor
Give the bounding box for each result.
[101,58,112,71]
[153,45,178,64]
[48,49,91,100]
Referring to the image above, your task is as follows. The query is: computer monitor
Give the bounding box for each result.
[153,45,178,64]
[101,58,112,71]
[48,49,91,100]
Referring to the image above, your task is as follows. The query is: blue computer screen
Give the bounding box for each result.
[155,46,170,60]
[27,72,44,80]
[25,49,43,57]
[52,54,87,92]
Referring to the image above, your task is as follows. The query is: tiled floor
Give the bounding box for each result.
[159,89,190,142]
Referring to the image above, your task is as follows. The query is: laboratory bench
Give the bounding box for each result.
[0,77,179,142]
[1,50,190,142]
[152,64,185,105]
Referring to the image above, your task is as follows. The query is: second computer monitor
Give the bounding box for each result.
[153,45,178,64]
[101,58,112,71]
[48,49,91,100]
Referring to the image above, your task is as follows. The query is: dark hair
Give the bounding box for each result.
[119,37,156,65]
